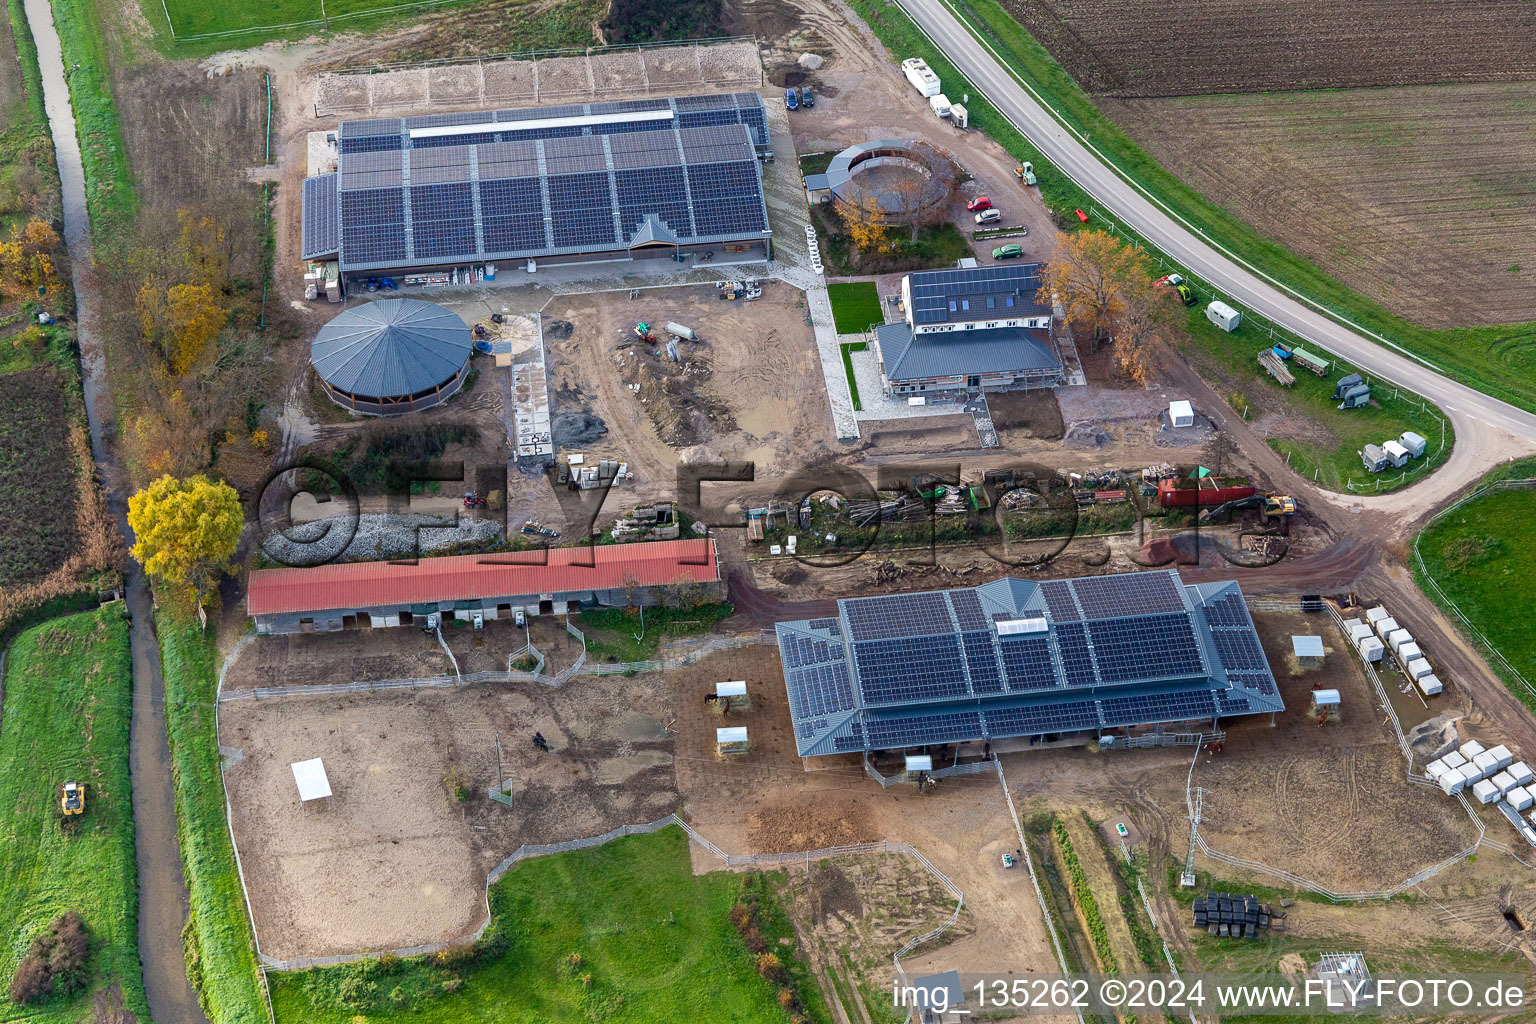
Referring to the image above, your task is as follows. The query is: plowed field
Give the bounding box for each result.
[1101,85,1536,327]
[999,0,1536,97]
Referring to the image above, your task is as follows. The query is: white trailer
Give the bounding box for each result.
[1206,300,1242,332]
[1382,439,1411,468]
[1399,431,1427,458]
[929,94,952,118]
[902,58,942,97]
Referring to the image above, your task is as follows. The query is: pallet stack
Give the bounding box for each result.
[1192,892,1283,938]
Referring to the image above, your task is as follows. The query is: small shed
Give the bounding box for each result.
[1292,635,1325,666]
[1399,431,1427,458]
[1310,688,1341,723]
[1417,673,1443,697]
[716,726,749,756]
[1168,400,1195,428]
[291,758,333,809]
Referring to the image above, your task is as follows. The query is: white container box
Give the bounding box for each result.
[1488,745,1514,770]
[1510,787,1535,812]
[1408,659,1434,681]
[1460,739,1487,760]
[1426,758,1452,780]
[1442,750,1469,770]
[1440,767,1469,795]
[1492,770,1519,794]
[1398,643,1423,666]
[1474,750,1502,778]
[1417,674,1443,697]
[1474,778,1501,805]
[1510,762,1534,787]
[1374,616,1400,639]
[1365,606,1391,624]
[1357,637,1385,663]
[1387,628,1414,653]
[1349,623,1373,644]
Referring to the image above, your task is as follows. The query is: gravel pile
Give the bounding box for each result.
[261,513,502,566]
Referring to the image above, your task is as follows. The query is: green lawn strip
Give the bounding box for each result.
[826,281,882,334]
[798,150,836,177]
[839,341,866,411]
[1414,457,1536,711]
[1050,816,1117,972]
[146,0,599,60]
[156,604,267,1024]
[0,606,149,1024]
[898,0,1536,414]
[268,826,822,1024]
[48,0,135,228]
[1179,307,1453,494]
[1,0,59,236]
[575,600,734,663]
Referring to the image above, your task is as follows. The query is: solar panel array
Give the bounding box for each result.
[321,95,771,272]
[301,173,339,259]
[907,264,1052,325]
[780,572,1281,756]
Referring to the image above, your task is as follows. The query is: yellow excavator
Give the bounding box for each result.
[1199,492,1296,523]
[60,782,85,816]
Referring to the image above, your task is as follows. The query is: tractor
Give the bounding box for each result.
[60,782,85,817]
[1014,162,1037,185]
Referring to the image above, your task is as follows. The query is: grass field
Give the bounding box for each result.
[157,604,267,1024]
[268,826,825,1023]
[1415,458,1536,705]
[0,367,79,589]
[840,341,867,411]
[827,281,882,334]
[1179,307,1453,493]
[0,606,149,1024]
[576,601,735,662]
[847,0,1536,415]
[50,0,134,227]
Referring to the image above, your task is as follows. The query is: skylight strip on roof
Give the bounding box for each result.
[410,109,674,140]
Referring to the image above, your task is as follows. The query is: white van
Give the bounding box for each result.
[1206,301,1242,332]
[974,208,1001,224]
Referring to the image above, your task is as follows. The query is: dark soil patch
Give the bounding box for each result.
[1077,339,1139,390]
[987,388,1065,437]
[0,367,77,587]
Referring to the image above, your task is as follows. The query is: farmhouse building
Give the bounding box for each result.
[247,539,720,635]
[872,263,1062,396]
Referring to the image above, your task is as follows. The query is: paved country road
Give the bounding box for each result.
[20,0,212,1020]
[893,0,1536,507]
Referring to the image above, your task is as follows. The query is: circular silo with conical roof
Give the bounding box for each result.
[310,298,473,415]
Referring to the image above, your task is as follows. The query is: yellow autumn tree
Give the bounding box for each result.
[0,219,61,299]
[177,210,229,292]
[137,278,228,374]
[835,186,891,257]
[1037,229,1153,348]
[127,474,243,603]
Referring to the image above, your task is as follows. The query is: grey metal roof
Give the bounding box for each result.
[777,571,1284,757]
[875,322,1060,382]
[301,173,339,260]
[311,298,471,399]
[909,263,1051,325]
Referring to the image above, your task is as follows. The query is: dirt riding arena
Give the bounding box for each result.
[999,0,1536,97]
[542,282,833,496]
[1103,86,1536,327]
[219,670,677,959]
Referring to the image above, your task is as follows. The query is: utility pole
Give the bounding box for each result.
[494,731,503,799]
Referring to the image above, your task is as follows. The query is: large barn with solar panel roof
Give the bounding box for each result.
[775,569,1283,759]
[300,93,773,294]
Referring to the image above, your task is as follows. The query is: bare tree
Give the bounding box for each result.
[890,142,960,242]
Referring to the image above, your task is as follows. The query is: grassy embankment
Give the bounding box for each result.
[853,0,1536,415]
[1414,455,1536,711]
[0,606,149,1024]
[157,605,268,1024]
[1180,307,1453,492]
[269,826,828,1024]
[0,0,58,235]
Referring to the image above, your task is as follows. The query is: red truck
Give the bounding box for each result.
[1157,477,1255,508]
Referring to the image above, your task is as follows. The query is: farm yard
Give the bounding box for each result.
[0,366,77,588]
[996,0,1536,97]
[1103,85,1536,327]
